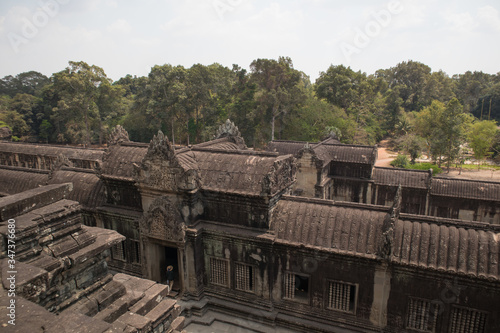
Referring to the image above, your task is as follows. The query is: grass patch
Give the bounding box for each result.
[457,163,500,171]
[406,162,443,174]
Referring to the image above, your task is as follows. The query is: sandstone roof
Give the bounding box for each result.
[101,142,148,180]
[373,167,432,189]
[0,166,48,196]
[48,169,105,209]
[270,196,387,258]
[266,140,314,156]
[192,149,292,195]
[266,139,377,167]
[431,177,500,201]
[313,143,377,166]
[0,142,103,164]
[393,215,500,280]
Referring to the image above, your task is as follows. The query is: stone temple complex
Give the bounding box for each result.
[1,120,499,332]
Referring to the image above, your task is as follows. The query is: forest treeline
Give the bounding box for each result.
[1,58,499,167]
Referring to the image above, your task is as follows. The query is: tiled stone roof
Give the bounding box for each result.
[431,177,500,201]
[373,167,432,189]
[393,215,500,280]
[0,166,48,195]
[48,169,105,209]
[192,149,293,195]
[270,196,387,258]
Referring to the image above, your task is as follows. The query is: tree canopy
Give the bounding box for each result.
[0,59,498,166]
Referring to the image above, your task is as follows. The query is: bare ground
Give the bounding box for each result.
[375,139,500,181]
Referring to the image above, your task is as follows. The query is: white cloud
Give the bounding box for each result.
[106,0,118,8]
[107,19,132,33]
[443,10,477,33]
[478,5,500,31]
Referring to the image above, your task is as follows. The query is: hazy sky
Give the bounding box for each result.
[1,0,499,82]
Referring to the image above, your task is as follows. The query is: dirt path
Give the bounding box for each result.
[375,139,396,168]
[374,139,500,181]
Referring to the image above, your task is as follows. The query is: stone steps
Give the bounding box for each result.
[129,283,169,316]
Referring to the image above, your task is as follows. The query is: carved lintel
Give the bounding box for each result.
[140,196,185,243]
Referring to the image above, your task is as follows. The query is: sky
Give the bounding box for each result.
[0,0,499,82]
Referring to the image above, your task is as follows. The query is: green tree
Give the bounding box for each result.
[51,61,114,146]
[315,65,366,109]
[453,71,495,113]
[39,119,52,143]
[468,120,498,168]
[376,60,432,111]
[473,83,500,121]
[397,134,425,164]
[10,93,40,128]
[416,99,472,170]
[0,71,49,97]
[0,110,30,138]
[250,57,306,142]
[138,64,187,144]
[281,95,350,142]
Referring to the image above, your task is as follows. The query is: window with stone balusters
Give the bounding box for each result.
[449,306,487,333]
[210,257,229,287]
[406,297,439,332]
[327,280,357,314]
[111,241,125,262]
[235,263,254,292]
[283,272,309,303]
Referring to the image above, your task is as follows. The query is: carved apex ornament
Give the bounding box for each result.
[140,196,186,243]
[145,130,175,161]
[108,125,130,145]
[215,119,241,139]
[134,130,201,192]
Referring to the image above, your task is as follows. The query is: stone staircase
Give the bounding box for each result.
[63,273,184,333]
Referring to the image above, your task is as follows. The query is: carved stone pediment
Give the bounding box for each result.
[140,196,185,243]
[262,155,297,196]
[215,119,241,139]
[108,125,130,145]
[135,131,200,192]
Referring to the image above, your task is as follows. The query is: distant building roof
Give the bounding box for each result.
[266,138,376,167]
[431,177,500,201]
[373,167,432,189]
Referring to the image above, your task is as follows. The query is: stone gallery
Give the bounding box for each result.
[1,120,499,332]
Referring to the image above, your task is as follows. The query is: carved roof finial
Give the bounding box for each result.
[145,130,175,161]
[379,185,402,260]
[215,119,241,139]
[108,125,130,146]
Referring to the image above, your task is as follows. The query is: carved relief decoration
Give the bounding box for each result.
[262,155,297,195]
[379,185,402,259]
[48,153,73,180]
[296,145,324,170]
[140,196,185,243]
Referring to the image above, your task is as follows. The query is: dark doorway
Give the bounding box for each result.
[164,246,179,291]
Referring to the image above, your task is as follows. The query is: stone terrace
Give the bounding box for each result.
[0,184,185,332]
